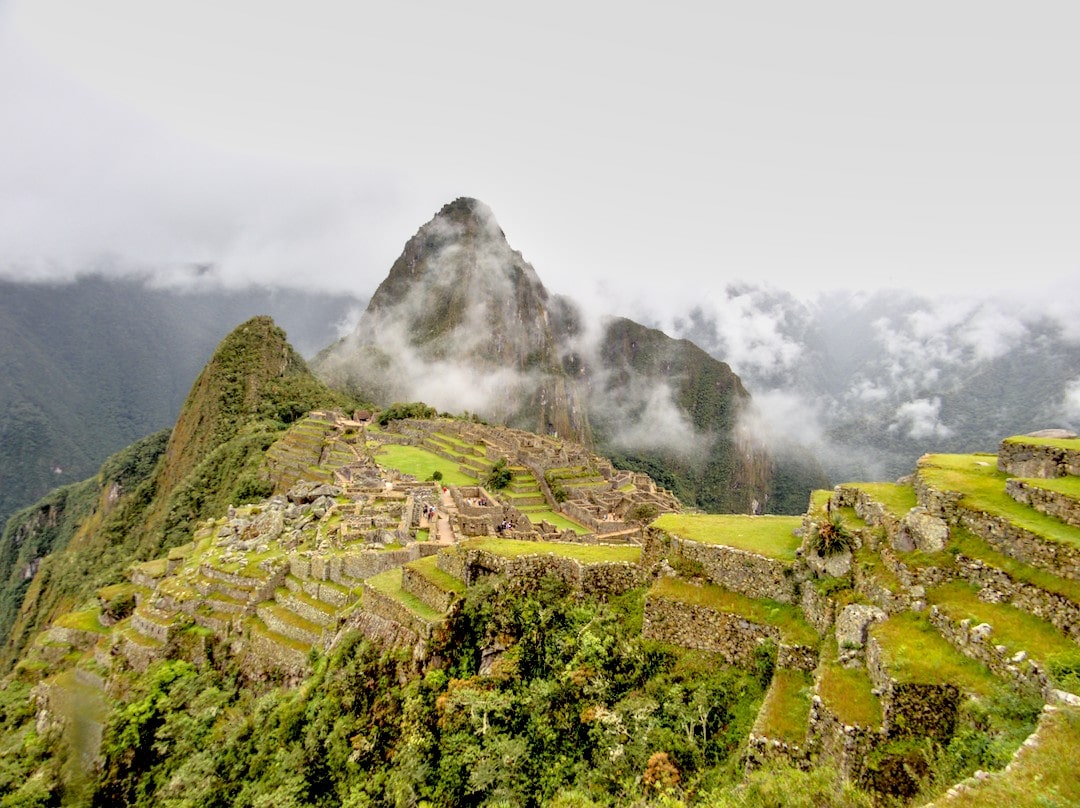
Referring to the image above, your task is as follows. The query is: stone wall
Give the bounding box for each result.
[954,553,1080,643]
[806,693,882,783]
[777,642,820,673]
[865,636,960,740]
[917,478,1080,579]
[642,595,778,666]
[927,606,1052,698]
[292,543,439,585]
[744,733,810,772]
[800,582,836,633]
[360,583,435,643]
[402,566,458,613]
[437,547,645,597]
[997,440,1080,478]
[651,532,796,604]
[1005,479,1080,529]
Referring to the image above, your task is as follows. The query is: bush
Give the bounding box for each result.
[810,515,854,557]
[485,458,512,491]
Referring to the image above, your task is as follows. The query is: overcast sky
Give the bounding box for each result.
[2,0,1078,316]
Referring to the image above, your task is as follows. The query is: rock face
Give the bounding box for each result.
[313,198,819,513]
[895,507,950,553]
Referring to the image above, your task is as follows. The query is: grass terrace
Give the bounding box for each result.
[650,576,817,646]
[918,453,1080,550]
[754,668,813,744]
[651,513,802,562]
[463,537,641,565]
[406,555,466,595]
[365,569,443,622]
[930,580,1080,679]
[817,645,882,729]
[1001,435,1080,451]
[1014,474,1080,499]
[54,607,108,634]
[372,444,475,486]
[869,611,1000,695]
[850,481,918,516]
[518,508,591,534]
[948,526,1080,604]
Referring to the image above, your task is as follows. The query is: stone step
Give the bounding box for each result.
[245,617,312,678]
[401,556,465,614]
[914,455,1080,580]
[256,603,324,647]
[1006,477,1080,530]
[274,586,338,627]
[927,580,1079,699]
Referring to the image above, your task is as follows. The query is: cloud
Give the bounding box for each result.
[0,18,409,294]
[889,397,952,441]
[1062,378,1080,426]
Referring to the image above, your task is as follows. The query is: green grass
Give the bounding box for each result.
[869,612,1000,695]
[649,576,817,646]
[651,513,802,562]
[755,668,813,744]
[1015,474,1080,499]
[927,704,1080,808]
[54,607,108,634]
[949,526,1080,604]
[372,444,474,486]
[849,482,918,517]
[465,537,641,564]
[930,580,1080,676]
[817,636,882,728]
[415,529,430,542]
[521,509,591,534]
[918,453,1080,550]
[365,569,442,622]
[406,555,466,594]
[1001,435,1080,451]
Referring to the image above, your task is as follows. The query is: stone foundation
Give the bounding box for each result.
[642,595,778,666]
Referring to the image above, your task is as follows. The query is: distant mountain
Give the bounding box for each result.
[314,198,826,513]
[666,285,1080,482]
[0,275,364,529]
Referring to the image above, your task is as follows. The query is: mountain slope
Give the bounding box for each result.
[314,198,821,513]
[0,316,354,669]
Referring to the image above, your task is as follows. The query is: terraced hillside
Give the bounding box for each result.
[17,425,1080,806]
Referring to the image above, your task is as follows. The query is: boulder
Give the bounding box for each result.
[896,507,949,553]
[835,604,887,651]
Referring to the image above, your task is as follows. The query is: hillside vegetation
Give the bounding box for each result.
[0,318,1076,807]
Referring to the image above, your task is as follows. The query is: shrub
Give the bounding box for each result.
[810,515,854,557]
[485,458,512,491]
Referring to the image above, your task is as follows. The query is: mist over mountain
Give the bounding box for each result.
[314,198,823,513]
[658,284,1080,482]
[0,275,364,529]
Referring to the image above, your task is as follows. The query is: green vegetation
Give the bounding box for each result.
[918,453,1080,550]
[377,401,437,426]
[484,457,513,491]
[650,576,817,647]
[1001,435,1080,451]
[930,581,1080,685]
[366,569,443,622]
[817,637,882,729]
[850,481,918,516]
[808,514,856,558]
[754,668,812,744]
[652,513,802,562]
[372,444,473,486]
[870,612,1000,695]
[927,704,1080,807]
